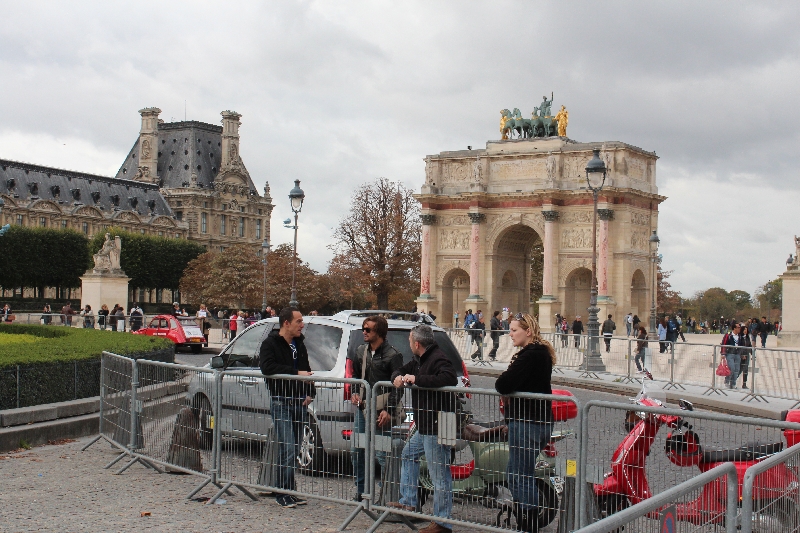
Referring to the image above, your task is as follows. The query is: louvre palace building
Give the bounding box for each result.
[0,107,274,303]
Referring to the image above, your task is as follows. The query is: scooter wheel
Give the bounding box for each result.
[535,479,559,528]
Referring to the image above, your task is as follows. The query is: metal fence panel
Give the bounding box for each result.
[214,371,373,524]
[573,462,738,533]
[740,442,800,533]
[100,352,134,449]
[133,359,216,475]
[368,381,580,532]
[578,398,800,528]
[748,347,800,405]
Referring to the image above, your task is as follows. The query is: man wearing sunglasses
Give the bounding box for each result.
[259,307,315,509]
[348,315,404,502]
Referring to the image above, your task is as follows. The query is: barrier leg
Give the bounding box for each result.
[103,452,128,469]
[187,477,213,499]
[81,434,104,451]
[663,343,686,391]
[742,349,768,403]
[207,482,233,504]
[703,347,728,396]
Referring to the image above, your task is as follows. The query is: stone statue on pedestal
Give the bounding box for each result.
[92,233,123,274]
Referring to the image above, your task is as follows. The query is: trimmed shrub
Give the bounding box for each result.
[0,324,174,409]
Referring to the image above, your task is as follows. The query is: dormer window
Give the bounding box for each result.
[28,182,39,196]
[70,188,81,201]
[128,197,138,209]
[110,194,120,206]
[50,185,60,198]
[91,191,101,203]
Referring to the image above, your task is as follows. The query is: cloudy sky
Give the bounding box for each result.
[1,1,798,298]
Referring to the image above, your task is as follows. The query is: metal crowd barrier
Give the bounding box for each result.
[213,371,377,530]
[746,346,800,406]
[573,462,738,533]
[740,442,800,533]
[367,380,581,533]
[577,398,800,528]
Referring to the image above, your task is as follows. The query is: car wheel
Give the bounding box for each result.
[191,344,202,354]
[298,418,325,475]
[192,395,213,451]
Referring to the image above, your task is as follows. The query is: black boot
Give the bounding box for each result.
[513,504,539,532]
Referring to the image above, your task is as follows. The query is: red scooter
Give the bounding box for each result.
[594,372,800,529]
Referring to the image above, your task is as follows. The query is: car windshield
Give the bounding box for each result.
[302,323,341,372]
[346,329,463,377]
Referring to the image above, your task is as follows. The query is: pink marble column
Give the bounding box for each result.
[542,211,559,296]
[597,209,614,296]
[468,212,484,297]
[419,214,436,295]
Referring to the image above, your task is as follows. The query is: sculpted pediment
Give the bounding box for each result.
[30,200,62,213]
[75,206,103,218]
[151,215,177,227]
[0,195,17,208]
[112,211,141,223]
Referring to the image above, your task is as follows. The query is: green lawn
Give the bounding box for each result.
[0,323,173,369]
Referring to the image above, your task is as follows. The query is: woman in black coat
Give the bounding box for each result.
[495,312,555,532]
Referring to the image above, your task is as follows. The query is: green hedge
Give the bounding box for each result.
[0,324,174,410]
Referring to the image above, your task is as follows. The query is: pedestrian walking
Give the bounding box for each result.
[676,314,686,342]
[571,315,583,348]
[229,310,238,339]
[494,313,554,533]
[348,315,404,502]
[258,307,314,509]
[108,305,118,331]
[453,311,459,329]
[114,305,125,331]
[559,317,569,348]
[97,304,109,330]
[488,311,502,360]
[129,304,143,332]
[758,316,770,347]
[738,324,753,389]
[601,314,616,352]
[470,315,486,360]
[196,304,211,345]
[658,317,668,353]
[634,326,648,372]
[722,324,745,389]
[61,302,74,326]
[632,314,641,332]
[388,324,458,533]
[625,312,633,337]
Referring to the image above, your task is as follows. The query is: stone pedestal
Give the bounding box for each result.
[81,273,130,318]
[778,267,800,347]
[597,296,617,328]
[537,296,559,333]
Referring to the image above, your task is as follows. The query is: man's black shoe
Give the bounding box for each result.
[276,495,296,508]
[291,495,307,505]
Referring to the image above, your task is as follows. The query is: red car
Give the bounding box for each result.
[133,314,206,353]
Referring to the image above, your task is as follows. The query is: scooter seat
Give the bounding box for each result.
[462,423,508,443]
[702,441,783,463]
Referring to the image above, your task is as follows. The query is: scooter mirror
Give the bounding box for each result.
[679,399,694,411]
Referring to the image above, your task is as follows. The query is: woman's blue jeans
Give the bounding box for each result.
[507,420,552,513]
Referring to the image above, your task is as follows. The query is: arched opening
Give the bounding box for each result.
[492,224,542,315]
[564,267,592,321]
[441,268,469,327]
[631,269,648,318]
[500,270,522,315]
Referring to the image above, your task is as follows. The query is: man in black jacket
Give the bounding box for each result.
[259,307,315,509]
[488,311,502,360]
[348,315,404,501]
[387,325,457,533]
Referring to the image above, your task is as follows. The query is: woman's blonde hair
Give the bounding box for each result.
[511,312,556,365]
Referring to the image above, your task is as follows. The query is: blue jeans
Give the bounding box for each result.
[271,398,308,492]
[507,420,552,513]
[725,354,741,388]
[399,431,452,529]
[350,408,390,497]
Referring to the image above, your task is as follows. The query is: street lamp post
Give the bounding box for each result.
[285,179,305,308]
[261,238,271,312]
[649,230,661,340]
[584,149,607,372]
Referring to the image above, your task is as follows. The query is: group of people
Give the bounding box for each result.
[219,307,277,339]
[460,308,518,361]
[258,308,554,533]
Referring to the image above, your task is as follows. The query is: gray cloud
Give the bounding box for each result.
[1,0,798,296]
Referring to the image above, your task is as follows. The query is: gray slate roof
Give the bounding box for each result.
[114,121,258,193]
[0,159,174,217]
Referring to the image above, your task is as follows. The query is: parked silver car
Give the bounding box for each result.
[187,310,471,472]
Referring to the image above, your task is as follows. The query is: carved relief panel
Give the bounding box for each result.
[439,229,470,250]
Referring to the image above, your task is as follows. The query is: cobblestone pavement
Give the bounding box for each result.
[0,436,481,533]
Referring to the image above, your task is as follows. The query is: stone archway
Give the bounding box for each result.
[631,269,647,317]
[441,268,470,327]
[564,267,592,321]
[492,224,542,315]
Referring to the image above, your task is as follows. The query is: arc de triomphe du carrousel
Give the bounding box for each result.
[414,99,665,332]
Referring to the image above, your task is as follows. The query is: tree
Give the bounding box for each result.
[331,179,421,310]
[180,243,326,311]
[0,226,91,296]
[657,266,682,316]
[755,278,782,321]
[325,253,375,311]
[696,287,736,322]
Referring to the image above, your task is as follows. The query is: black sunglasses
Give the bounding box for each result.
[362,327,373,333]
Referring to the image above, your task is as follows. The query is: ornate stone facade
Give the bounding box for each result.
[416,136,665,331]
